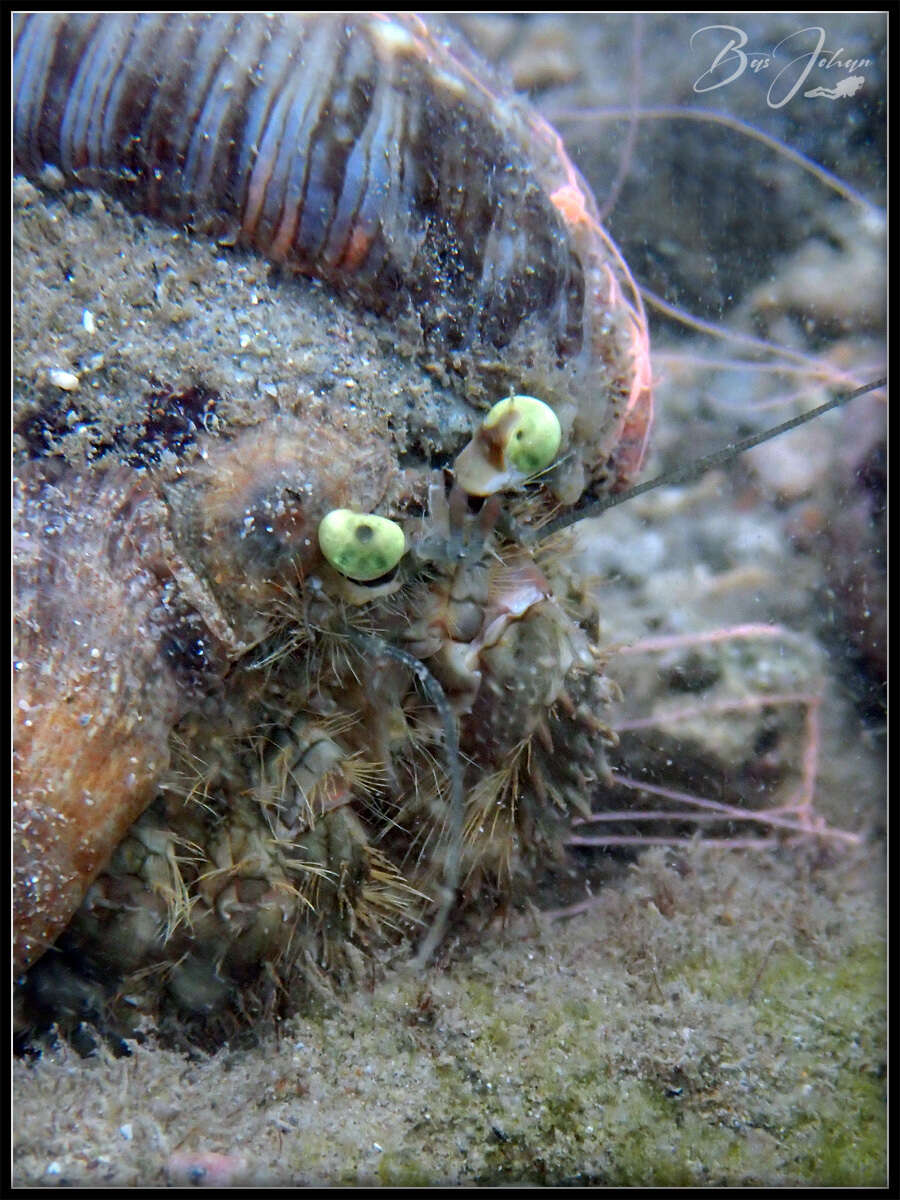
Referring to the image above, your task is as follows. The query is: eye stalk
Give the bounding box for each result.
[317,510,406,582]
[453,395,562,496]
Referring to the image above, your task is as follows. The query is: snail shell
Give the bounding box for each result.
[14,466,182,971]
[13,12,652,999]
[13,11,651,500]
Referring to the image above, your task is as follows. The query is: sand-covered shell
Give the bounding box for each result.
[13,12,651,500]
[13,11,651,1036]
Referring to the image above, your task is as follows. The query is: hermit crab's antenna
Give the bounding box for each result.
[345,631,463,969]
[526,376,887,544]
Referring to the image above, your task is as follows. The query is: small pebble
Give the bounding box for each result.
[47,367,80,391]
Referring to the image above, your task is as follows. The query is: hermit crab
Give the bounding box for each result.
[13,12,882,1045]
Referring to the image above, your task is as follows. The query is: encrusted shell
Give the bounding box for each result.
[13,11,652,501]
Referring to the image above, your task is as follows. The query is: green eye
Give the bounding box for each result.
[482,395,561,476]
[317,510,406,582]
[453,394,563,496]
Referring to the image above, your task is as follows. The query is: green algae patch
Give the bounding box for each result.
[654,936,886,1186]
[377,1151,444,1188]
[14,850,885,1186]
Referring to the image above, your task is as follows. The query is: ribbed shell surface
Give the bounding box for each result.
[13,11,587,359]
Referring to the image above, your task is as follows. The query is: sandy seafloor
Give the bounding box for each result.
[12,13,885,1187]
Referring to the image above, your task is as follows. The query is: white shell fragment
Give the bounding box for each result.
[47,368,80,391]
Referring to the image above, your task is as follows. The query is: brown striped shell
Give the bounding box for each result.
[13,11,652,1027]
[13,11,652,501]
